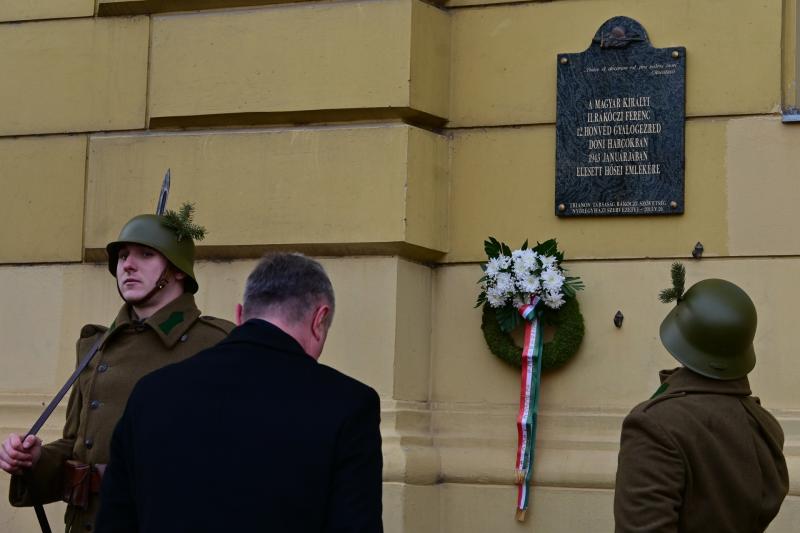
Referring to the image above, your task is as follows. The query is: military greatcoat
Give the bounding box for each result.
[9,293,234,532]
[614,367,789,533]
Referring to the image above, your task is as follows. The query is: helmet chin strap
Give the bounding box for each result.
[118,266,170,308]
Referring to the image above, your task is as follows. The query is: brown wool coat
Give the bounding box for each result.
[614,367,789,533]
[9,293,234,532]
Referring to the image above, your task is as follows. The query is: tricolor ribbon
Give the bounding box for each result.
[514,295,543,522]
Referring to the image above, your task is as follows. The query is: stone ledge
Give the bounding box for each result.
[148,108,447,131]
[98,0,445,16]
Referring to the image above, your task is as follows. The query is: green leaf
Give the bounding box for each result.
[475,293,487,308]
[500,242,512,257]
[495,305,522,333]
[521,239,529,250]
[533,239,557,256]
[565,277,585,291]
[484,237,501,259]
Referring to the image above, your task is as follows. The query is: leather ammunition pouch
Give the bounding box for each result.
[62,460,106,509]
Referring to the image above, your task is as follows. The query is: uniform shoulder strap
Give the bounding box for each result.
[198,315,236,336]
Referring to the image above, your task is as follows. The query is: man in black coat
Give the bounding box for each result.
[96,253,383,532]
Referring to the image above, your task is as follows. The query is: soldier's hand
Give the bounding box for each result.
[0,433,43,475]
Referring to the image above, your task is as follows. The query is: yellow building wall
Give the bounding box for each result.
[0,0,798,531]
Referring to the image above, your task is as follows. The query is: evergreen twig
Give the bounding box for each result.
[658,262,686,303]
[162,202,207,242]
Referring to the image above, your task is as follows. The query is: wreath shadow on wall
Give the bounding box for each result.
[481,297,585,370]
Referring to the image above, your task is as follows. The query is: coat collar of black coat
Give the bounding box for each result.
[221,318,313,361]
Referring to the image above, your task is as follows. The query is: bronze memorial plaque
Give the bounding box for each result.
[555,16,685,217]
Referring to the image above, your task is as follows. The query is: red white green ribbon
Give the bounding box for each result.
[514,295,543,521]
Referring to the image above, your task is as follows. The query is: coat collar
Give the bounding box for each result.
[654,366,752,398]
[105,293,201,349]
[221,319,312,361]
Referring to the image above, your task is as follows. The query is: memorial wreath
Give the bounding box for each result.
[475,237,585,521]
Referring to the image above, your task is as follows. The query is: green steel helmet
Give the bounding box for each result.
[659,278,757,380]
[106,214,199,294]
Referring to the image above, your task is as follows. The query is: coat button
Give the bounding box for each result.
[180,334,188,342]
[84,438,94,449]
[89,400,100,410]
[97,362,108,373]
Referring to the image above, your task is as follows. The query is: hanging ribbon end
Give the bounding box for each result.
[516,508,527,522]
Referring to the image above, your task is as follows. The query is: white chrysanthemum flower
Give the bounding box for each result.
[494,272,515,296]
[512,258,528,277]
[486,286,506,308]
[541,268,564,291]
[512,249,538,277]
[521,249,539,271]
[539,255,557,268]
[484,258,500,278]
[485,255,510,277]
[517,273,541,295]
[543,290,565,309]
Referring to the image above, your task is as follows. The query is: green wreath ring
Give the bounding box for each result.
[481,297,585,370]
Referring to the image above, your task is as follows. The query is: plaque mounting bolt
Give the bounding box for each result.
[671,50,680,59]
[692,242,704,259]
[670,201,678,209]
[560,56,569,65]
[558,203,566,212]
[614,311,624,328]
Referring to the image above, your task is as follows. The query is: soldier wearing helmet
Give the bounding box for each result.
[0,204,234,532]
[614,264,789,533]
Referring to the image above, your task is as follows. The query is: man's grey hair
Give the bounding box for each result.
[242,253,335,326]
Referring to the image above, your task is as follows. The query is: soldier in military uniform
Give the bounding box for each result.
[614,274,789,533]
[0,208,234,532]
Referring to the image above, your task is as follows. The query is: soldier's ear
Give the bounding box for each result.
[235,303,244,326]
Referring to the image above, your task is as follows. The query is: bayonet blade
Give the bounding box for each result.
[155,168,171,215]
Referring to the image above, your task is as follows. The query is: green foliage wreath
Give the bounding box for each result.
[481,297,585,370]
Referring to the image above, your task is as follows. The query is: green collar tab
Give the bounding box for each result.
[650,382,669,399]
[158,311,185,335]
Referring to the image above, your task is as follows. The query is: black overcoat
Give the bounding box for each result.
[96,319,383,533]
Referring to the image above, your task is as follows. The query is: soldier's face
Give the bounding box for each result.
[116,244,171,301]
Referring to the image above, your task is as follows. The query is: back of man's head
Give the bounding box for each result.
[242,253,335,328]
